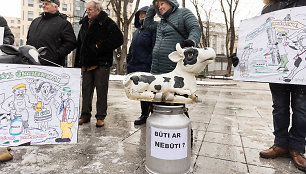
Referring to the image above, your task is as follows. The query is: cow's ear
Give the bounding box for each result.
[0,44,19,55]
[37,47,47,56]
[169,51,184,63]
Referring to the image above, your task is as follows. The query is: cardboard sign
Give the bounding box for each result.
[151,127,188,160]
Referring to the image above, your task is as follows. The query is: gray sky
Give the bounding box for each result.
[0,0,265,26]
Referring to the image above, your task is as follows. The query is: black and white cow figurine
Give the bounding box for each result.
[0,44,46,65]
[123,43,216,104]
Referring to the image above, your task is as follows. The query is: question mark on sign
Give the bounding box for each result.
[182,143,185,147]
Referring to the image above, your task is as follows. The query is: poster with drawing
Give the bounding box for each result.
[234,6,306,85]
[0,64,81,146]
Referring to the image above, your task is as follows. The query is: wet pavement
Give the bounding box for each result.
[0,78,305,174]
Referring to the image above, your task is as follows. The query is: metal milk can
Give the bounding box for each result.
[145,104,191,174]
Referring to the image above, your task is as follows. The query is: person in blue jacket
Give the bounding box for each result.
[126,6,156,125]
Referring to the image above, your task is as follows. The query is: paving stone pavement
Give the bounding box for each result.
[0,79,305,174]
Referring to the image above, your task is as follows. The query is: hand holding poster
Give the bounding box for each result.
[234,6,306,85]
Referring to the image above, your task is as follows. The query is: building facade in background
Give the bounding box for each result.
[203,22,238,76]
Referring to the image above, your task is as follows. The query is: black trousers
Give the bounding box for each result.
[80,66,110,120]
[141,101,152,116]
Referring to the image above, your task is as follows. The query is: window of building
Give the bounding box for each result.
[18,20,20,24]
[28,0,34,7]
[11,20,14,24]
[62,4,67,11]
[28,11,34,21]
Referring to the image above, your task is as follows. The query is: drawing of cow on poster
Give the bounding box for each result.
[234,6,306,85]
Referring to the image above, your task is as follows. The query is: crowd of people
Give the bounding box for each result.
[0,0,305,172]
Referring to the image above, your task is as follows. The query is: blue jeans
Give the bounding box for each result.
[269,83,306,153]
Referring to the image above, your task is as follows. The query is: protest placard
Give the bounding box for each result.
[0,64,81,146]
[234,6,306,85]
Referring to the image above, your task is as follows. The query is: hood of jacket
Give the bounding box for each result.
[79,10,108,25]
[134,6,149,28]
[152,0,179,18]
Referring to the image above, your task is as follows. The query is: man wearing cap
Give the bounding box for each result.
[75,1,123,127]
[1,84,33,134]
[26,0,76,67]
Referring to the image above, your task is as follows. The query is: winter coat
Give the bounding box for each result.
[262,0,306,14]
[143,0,201,74]
[0,16,14,45]
[27,11,76,66]
[75,11,124,69]
[126,6,156,74]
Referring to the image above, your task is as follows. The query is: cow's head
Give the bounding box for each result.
[168,43,216,74]
[0,44,47,65]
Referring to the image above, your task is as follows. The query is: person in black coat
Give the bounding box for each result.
[76,1,123,127]
[126,6,156,125]
[231,0,306,171]
[26,0,76,67]
[0,16,14,45]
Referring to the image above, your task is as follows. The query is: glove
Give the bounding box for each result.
[229,53,239,67]
[180,39,196,48]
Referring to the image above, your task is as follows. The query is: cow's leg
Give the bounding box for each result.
[126,90,155,101]
[171,96,193,103]
[174,89,192,96]
[154,92,163,101]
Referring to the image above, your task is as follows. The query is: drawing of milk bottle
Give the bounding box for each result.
[9,110,23,135]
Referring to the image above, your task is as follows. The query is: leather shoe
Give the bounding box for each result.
[259,146,289,159]
[79,118,90,125]
[96,120,104,127]
[134,115,147,125]
[290,151,306,172]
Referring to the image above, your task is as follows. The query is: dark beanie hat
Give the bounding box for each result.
[41,0,60,7]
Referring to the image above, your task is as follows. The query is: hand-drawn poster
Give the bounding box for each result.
[234,6,306,85]
[0,64,81,146]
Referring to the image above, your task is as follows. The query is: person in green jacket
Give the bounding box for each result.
[143,0,201,74]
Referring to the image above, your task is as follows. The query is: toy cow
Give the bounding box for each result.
[123,43,216,104]
[0,44,46,65]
